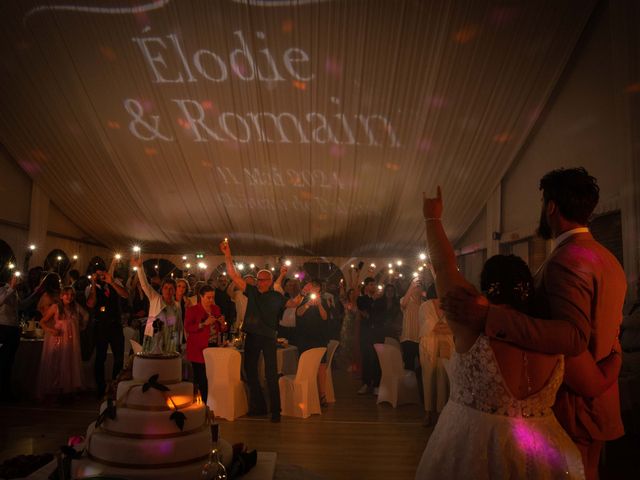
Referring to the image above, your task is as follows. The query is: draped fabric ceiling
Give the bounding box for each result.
[0,0,596,257]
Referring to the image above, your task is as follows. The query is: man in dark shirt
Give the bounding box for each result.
[220,240,285,422]
[86,262,129,397]
[357,277,381,394]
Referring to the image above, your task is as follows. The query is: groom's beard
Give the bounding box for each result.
[537,208,553,240]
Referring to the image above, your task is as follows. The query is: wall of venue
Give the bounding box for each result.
[455,2,639,303]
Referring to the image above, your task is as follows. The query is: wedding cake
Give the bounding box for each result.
[73,352,229,479]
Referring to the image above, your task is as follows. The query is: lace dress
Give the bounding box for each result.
[415,335,584,479]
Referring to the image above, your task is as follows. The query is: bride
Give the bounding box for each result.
[416,187,596,479]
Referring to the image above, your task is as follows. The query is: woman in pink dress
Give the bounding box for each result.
[37,286,87,400]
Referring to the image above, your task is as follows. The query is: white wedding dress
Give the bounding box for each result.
[415,335,585,479]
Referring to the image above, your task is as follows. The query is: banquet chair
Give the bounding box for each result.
[279,347,327,418]
[323,340,340,403]
[374,343,421,408]
[130,339,143,354]
[203,347,248,421]
[384,336,402,351]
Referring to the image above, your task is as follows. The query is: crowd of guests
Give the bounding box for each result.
[0,166,636,478]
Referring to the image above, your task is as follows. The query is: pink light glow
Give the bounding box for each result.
[511,419,565,471]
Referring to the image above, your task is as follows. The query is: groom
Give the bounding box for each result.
[442,167,626,479]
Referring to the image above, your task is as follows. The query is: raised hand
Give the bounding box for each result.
[219,239,231,256]
[130,256,142,269]
[423,185,443,220]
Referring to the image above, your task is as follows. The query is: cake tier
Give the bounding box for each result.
[132,354,182,383]
[99,401,208,436]
[87,423,212,467]
[117,380,195,409]
[74,438,232,479]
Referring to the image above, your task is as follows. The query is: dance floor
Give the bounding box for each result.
[0,368,637,479]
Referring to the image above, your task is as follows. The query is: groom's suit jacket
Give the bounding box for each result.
[484,231,626,441]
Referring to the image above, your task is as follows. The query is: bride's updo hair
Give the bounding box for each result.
[480,255,533,314]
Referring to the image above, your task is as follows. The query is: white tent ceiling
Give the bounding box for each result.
[0,0,597,256]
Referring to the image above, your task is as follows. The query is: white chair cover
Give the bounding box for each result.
[279,347,326,418]
[384,336,401,351]
[129,339,143,354]
[324,340,340,403]
[374,343,421,408]
[203,347,248,421]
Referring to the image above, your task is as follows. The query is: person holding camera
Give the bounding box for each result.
[295,280,329,354]
[86,262,128,398]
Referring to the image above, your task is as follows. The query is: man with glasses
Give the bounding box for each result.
[220,240,286,422]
